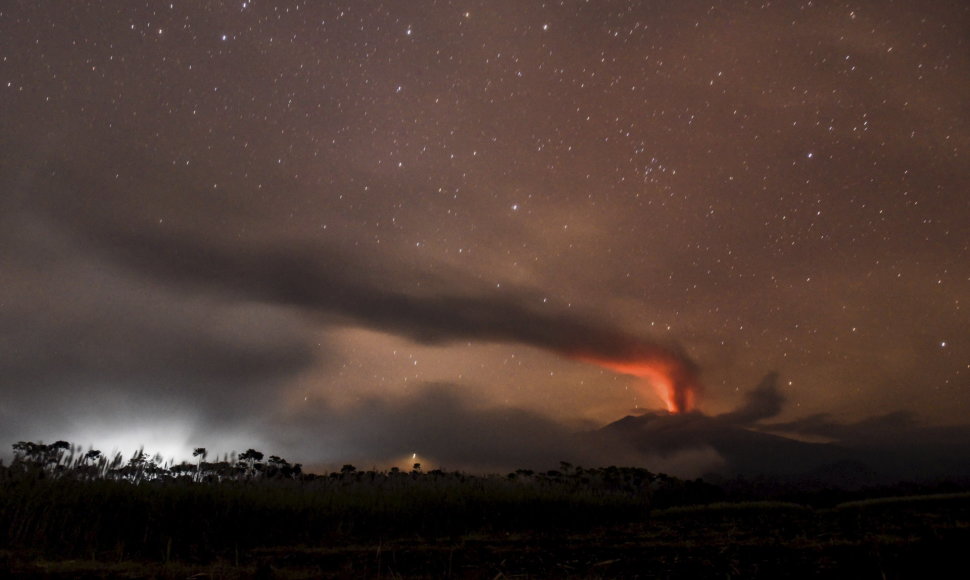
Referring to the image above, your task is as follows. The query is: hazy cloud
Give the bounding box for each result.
[3,144,700,415]
[261,382,727,477]
[716,372,785,424]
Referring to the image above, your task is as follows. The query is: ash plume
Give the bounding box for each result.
[65,213,701,410]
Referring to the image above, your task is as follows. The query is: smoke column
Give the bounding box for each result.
[574,349,700,413]
[47,205,703,412]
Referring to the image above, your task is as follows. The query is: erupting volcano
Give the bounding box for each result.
[577,351,700,414]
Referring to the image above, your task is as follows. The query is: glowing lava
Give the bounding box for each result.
[578,354,699,413]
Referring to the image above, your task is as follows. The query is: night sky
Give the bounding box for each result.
[2,1,968,475]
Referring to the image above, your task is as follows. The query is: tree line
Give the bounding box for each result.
[10,440,302,483]
[6,439,725,506]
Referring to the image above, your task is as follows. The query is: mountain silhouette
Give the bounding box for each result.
[590,409,970,487]
[593,411,863,483]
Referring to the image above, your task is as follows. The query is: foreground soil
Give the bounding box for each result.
[4,497,967,579]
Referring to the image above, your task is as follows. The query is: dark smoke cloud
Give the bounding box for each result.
[95,228,696,375]
[1,143,704,465]
[8,148,699,404]
[716,372,785,424]
[0,158,318,434]
[0,142,702,447]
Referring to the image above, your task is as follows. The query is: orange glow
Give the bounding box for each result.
[577,355,698,413]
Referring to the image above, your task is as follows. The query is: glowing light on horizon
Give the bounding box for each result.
[576,355,699,413]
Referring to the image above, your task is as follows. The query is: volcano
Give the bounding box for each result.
[592,411,863,482]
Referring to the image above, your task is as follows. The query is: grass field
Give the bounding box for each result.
[2,443,968,578]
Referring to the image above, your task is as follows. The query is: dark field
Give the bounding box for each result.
[2,446,968,578]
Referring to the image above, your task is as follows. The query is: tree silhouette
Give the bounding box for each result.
[49,440,70,464]
[266,455,300,479]
[193,447,207,481]
[239,449,264,478]
[119,450,150,482]
[12,441,42,463]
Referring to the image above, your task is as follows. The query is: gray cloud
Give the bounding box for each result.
[258,382,725,477]
[92,225,698,379]
[716,372,785,424]
[4,143,701,414]
[270,384,584,471]
[0,159,318,432]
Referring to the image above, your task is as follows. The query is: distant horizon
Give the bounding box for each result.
[8,381,970,484]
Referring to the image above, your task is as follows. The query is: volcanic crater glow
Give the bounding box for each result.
[579,356,699,414]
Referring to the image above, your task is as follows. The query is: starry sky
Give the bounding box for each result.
[1,1,968,473]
